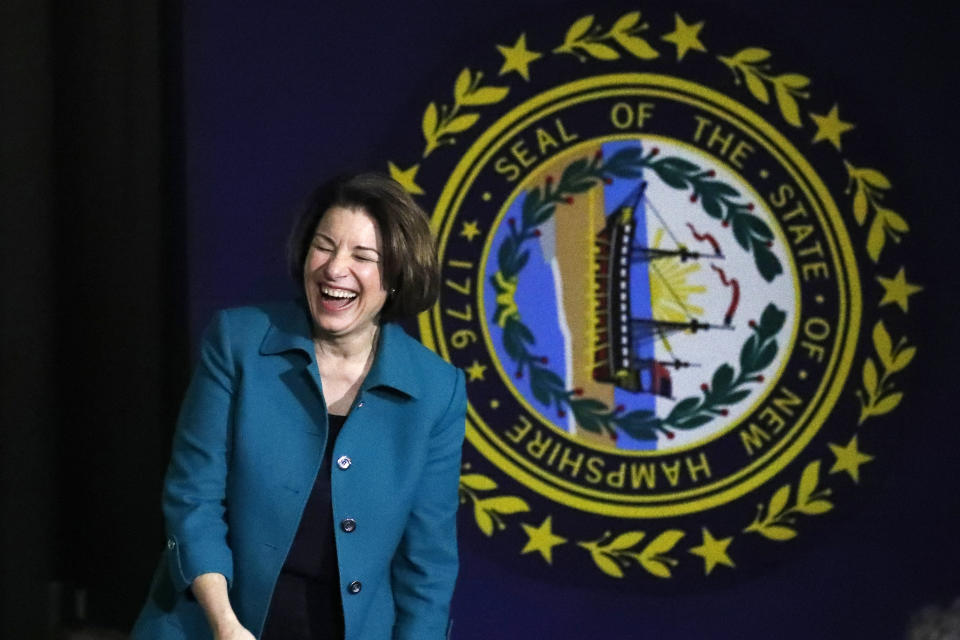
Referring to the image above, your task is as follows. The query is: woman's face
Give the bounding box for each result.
[303,206,388,341]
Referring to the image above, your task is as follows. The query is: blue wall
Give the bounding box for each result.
[181,2,960,637]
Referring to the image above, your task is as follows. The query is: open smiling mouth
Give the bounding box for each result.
[319,286,357,311]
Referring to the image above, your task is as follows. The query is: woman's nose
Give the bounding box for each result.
[322,250,350,277]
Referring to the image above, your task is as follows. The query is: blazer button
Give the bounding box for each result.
[166,539,175,550]
[347,580,362,594]
[340,518,357,533]
[356,400,364,408]
[336,455,352,470]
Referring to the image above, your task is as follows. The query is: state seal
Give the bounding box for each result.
[387,6,919,584]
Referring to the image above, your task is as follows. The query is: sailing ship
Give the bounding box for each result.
[591,181,735,398]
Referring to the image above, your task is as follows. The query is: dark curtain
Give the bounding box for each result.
[1,1,184,636]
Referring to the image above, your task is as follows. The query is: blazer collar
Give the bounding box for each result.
[363,323,422,399]
[259,300,421,399]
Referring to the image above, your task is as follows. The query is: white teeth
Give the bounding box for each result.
[321,286,357,299]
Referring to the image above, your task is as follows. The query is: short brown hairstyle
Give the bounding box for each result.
[288,172,440,321]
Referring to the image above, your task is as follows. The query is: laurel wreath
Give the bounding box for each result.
[459,472,531,536]
[420,68,509,158]
[717,48,810,128]
[389,9,920,578]
[553,12,659,62]
[490,147,786,439]
[743,460,833,541]
[844,161,910,263]
[578,528,685,579]
[856,320,915,425]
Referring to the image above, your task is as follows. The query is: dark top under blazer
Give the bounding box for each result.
[131,301,466,640]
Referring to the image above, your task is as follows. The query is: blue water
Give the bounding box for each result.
[484,140,657,449]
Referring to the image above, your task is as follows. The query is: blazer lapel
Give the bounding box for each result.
[362,323,423,399]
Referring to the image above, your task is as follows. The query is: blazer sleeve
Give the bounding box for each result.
[162,310,237,593]
[390,366,467,640]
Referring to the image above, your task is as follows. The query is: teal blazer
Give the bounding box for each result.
[131,301,465,639]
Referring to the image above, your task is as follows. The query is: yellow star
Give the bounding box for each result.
[460,220,481,242]
[466,360,487,381]
[810,104,855,151]
[661,14,707,62]
[877,267,923,313]
[496,33,542,81]
[387,162,425,195]
[688,527,734,575]
[520,516,566,564]
[829,435,874,484]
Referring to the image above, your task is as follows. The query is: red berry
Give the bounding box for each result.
[707,170,716,177]
[557,410,566,418]
[515,371,523,379]
[690,194,698,203]
[540,356,549,364]
[546,176,554,184]
[747,203,755,210]
[722,220,730,227]
[650,148,659,156]
[565,196,574,204]
[766,240,773,247]
[533,229,541,237]
[603,177,613,185]
[755,375,765,382]
[665,431,675,439]
[615,404,625,413]
[508,218,516,227]
[700,383,709,392]
[720,409,729,416]
[595,150,603,159]
[573,388,584,396]
[749,320,757,328]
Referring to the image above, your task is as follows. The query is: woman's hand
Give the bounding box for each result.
[191,573,254,640]
[212,620,256,640]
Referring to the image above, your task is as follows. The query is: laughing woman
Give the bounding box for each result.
[132,173,466,640]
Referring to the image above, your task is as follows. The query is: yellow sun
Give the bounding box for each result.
[648,228,706,323]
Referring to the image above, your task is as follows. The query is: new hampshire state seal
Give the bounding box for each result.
[386,6,920,585]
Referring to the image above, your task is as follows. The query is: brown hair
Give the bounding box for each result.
[288,172,440,321]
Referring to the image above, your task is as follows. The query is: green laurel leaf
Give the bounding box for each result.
[674,415,713,429]
[760,304,787,335]
[754,246,784,281]
[719,389,751,405]
[712,363,735,393]
[655,168,688,190]
[702,196,723,219]
[752,341,777,371]
[658,157,698,173]
[667,396,700,422]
